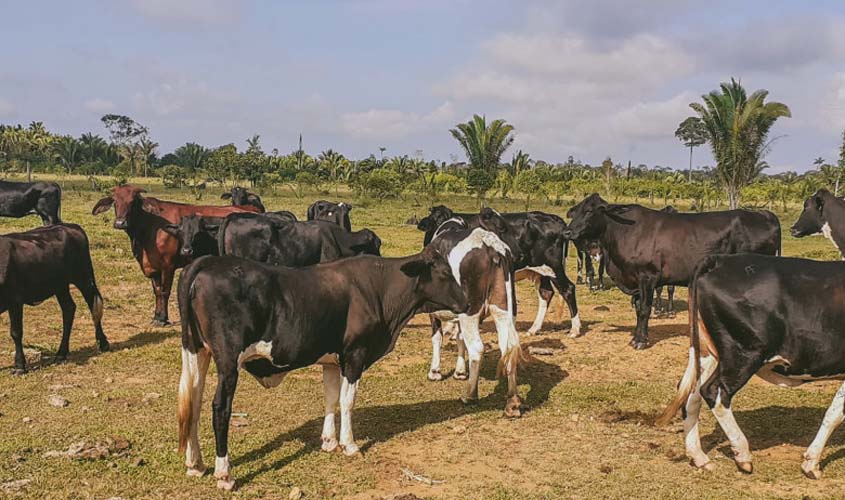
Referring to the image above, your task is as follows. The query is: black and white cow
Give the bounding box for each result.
[307,200,352,231]
[791,189,845,258]
[221,187,265,213]
[657,253,845,479]
[0,180,62,225]
[176,248,467,490]
[0,224,109,373]
[417,205,580,337]
[564,194,781,349]
[574,239,605,290]
[422,209,527,418]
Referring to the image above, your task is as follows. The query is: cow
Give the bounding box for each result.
[166,211,298,259]
[176,248,468,490]
[656,253,845,479]
[221,186,265,213]
[0,224,109,374]
[91,185,259,325]
[417,205,580,337]
[791,189,845,258]
[218,214,381,266]
[307,200,352,231]
[0,180,62,225]
[655,206,679,316]
[423,210,527,418]
[563,193,781,349]
[574,239,605,290]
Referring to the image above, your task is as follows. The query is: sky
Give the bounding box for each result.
[1,0,844,172]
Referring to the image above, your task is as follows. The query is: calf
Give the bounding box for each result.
[0,180,61,225]
[167,211,298,258]
[574,239,605,290]
[176,248,467,490]
[221,186,265,213]
[308,200,352,231]
[423,220,527,418]
[0,224,109,373]
[657,254,845,479]
[791,189,845,258]
[563,194,780,349]
[92,185,258,325]
[417,205,580,337]
[218,214,380,266]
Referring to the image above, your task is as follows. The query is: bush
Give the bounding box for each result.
[358,168,403,199]
[160,164,187,189]
[466,168,494,199]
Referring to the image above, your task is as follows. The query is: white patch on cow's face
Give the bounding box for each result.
[238,340,289,388]
[822,223,843,258]
[447,228,510,283]
[521,265,555,277]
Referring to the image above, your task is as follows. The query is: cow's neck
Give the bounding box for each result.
[822,194,845,259]
[379,261,428,337]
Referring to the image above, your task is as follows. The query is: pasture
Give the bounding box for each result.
[1,176,843,499]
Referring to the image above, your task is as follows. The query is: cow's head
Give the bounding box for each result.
[222,187,264,212]
[401,246,468,314]
[352,229,382,256]
[91,185,157,230]
[308,200,352,230]
[478,207,523,261]
[417,205,454,233]
[791,189,831,238]
[164,215,222,257]
[563,193,633,240]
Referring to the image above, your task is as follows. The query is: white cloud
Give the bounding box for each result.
[823,73,845,130]
[610,92,698,140]
[0,98,14,117]
[341,101,455,139]
[132,78,239,117]
[84,98,115,114]
[129,0,242,26]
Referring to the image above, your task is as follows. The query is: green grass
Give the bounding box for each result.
[0,174,843,499]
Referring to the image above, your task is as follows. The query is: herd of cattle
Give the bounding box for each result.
[2,179,845,489]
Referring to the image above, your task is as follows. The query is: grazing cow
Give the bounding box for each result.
[0,180,61,225]
[423,212,527,417]
[221,186,265,213]
[417,205,580,337]
[791,189,845,258]
[563,194,780,349]
[218,214,380,266]
[308,200,352,231]
[176,248,468,490]
[1,224,109,374]
[574,239,605,290]
[91,185,258,325]
[167,211,298,259]
[657,254,845,479]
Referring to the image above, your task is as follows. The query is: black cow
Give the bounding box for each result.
[221,187,265,213]
[0,180,61,225]
[657,253,845,479]
[417,205,580,337]
[176,248,467,490]
[654,206,679,316]
[563,194,781,349]
[218,214,380,266]
[0,224,109,373]
[167,211,298,258]
[791,189,845,258]
[308,200,352,231]
[423,209,527,417]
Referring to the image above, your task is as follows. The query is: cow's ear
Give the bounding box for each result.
[345,203,353,212]
[162,224,181,236]
[141,197,161,215]
[92,196,114,215]
[479,207,508,234]
[0,238,12,286]
[400,258,432,279]
[221,192,232,200]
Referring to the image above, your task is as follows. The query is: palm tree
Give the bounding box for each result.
[675,116,708,181]
[25,121,52,181]
[53,136,82,173]
[174,143,209,174]
[318,149,346,196]
[138,137,159,177]
[508,149,532,177]
[79,132,107,164]
[450,115,515,174]
[690,78,791,209]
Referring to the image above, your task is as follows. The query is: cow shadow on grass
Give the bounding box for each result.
[604,323,687,347]
[233,352,568,485]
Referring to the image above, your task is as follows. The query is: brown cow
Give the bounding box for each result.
[91,185,258,325]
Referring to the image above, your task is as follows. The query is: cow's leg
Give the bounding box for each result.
[527,278,554,336]
[453,325,468,380]
[597,254,605,289]
[684,351,718,470]
[9,304,25,375]
[428,316,444,381]
[54,287,76,362]
[576,249,584,284]
[458,313,483,404]
[182,347,211,476]
[491,305,524,418]
[339,352,364,457]
[321,364,341,452]
[631,278,655,349]
[802,381,845,479]
[585,252,596,290]
[77,279,109,352]
[150,274,165,325]
[551,275,580,338]
[212,361,239,490]
[158,267,175,326]
[654,287,664,315]
[667,286,676,318]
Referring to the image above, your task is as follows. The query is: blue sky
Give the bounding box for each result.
[1,0,844,172]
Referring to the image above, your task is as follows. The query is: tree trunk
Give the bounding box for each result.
[688,146,693,182]
[27,161,31,182]
[727,186,740,210]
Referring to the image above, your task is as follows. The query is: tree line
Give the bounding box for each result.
[1,79,843,210]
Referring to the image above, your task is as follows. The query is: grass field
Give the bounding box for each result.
[1,175,844,499]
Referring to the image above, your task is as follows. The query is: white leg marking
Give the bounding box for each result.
[321,365,341,452]
[684,350,715,469]
[214,455,234,490]
[458,313,484,363]
[527,287,548,336]
[802,382,845,478]
[490,305,520,375]
[711,392,752,467]
[339,376,360,456]
[428,329,444,381]
[568,313,582,338]
[182,347,211,475]
[454,331,468,379]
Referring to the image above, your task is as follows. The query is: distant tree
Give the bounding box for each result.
[601,157,615,195]
[174,143,209,175]
[79,132,108,164]
[206,144,238,185]
[52,135,82,173]
[514,169,544,210]
[675,117,708,181]
[138,137,158,177]
[508,149,532,177]
[450,115,515,174]
[466,168,495,204]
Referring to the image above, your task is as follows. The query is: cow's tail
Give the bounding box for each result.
[216,216,230,256]
[177,258,209,454]
[497,251,530,378]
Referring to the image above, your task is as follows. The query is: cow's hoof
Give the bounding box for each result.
[504,395,525,418]
[461,396,479,406]
[568,329,583,339]
[216,477,236,491]
[453,371,468,381]
[186,466,206,477]
[632,341,649,350]
[321,437,338,452]
[692,460,715,472]
[668,312,676,318]
[98,340,111,352]
[54,354,68,364]
[11,368,25,376]
[427,370,443,381]
[801,461,822,480]
[341,443,361,457]
[526,328,540,336]
[150,319,171,327]
[735,461,753,474]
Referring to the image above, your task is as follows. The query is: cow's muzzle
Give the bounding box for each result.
[113,219,128,230]
[562,229,574,240]
[180,248,194,257]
